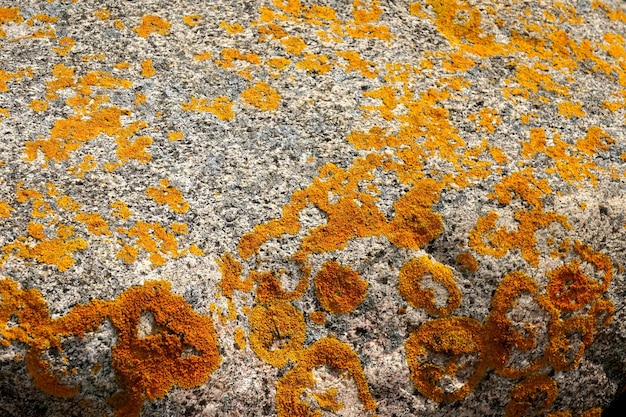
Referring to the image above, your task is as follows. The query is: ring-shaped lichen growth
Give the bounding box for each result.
[398,255,461,317]
[404,316,487,403]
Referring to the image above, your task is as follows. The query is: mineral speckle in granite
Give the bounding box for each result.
[1,1,626,416]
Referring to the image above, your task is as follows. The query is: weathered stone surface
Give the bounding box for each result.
[1,1,625,416]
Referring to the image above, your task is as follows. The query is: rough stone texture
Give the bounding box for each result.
[0,0,626,416]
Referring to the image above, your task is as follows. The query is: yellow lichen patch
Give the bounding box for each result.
[216,48,261,69]
[220,21,244,34]
[188,244,204,256]
[276,337,377,416]
[0,7,23,26]
[336,50,377,78]
[29,99,48,112]
[442,51,476,72]
[134,92,147,107]
[168,131,183,141]
[75,212,111,236]
[114,61,131,70]
[362,86,396,120]
[504,374,558,417]
[309,311,326,324]
[468,108,501,134]
[52,37,75,56]
[558,100,585,118]
[241,82,281,111]
[295,53,332,74]
[281,36,307,55]
[67,154,97,178]
[0,201,13,218]
[116,244,138,264]
[94,9,110,21]
[115,134,153,164]
[217,253,254,301]
[140,59,157,77]
[456,252,479,273]
[266,56,291,70]
[405,316,487,402]
[183,14,202,27]
[110,200,132,220]
[234,327,247,349]
[398,256,461,317]
[314,261,368,314]
[249,302,306,367]
[312,387,343,413]
[193,51,213,61]
[0,69,32,93]
[2,223,87,271]
[133,14,171,38]
[0,108,8,120]
[181,96,235,121]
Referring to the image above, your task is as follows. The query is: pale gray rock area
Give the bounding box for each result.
[0,0,626,416]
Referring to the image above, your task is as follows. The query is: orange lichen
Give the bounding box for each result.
[52,37,75,56]
[140,59,157,77]
[193,51,213,61]
[336,50,378,78]
[558,100,586,118]
[183,14,201,27]
[0,201,12,218]
[216,48,261,68]
[29,99,48,112]
[94,9,110,21]
[145,179,189,214]
[405,317,487,402]
[249,302,306,367]
[234,327,247,349]
[168,131,183,141]
[314,261,368,314]
[220,21,244,34]
[504,374,558,417]
[295,54,332,74]
[312,387,343,412]
[181,96,235,120]
[133,15,171,38]
[266,56,291,70]
[110,200,132,220]
[456,252,479,273]
[276,337,377,416]
[309,311,326,324]
[241,82,281,111]
[281,36,307,55]
[398,256,461,317]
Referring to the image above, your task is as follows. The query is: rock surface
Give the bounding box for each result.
[1,0,626,416]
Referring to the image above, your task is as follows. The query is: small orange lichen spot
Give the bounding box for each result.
[399,256,462,317]
[579,202,587,210]
[134,92,147,106]
[420,59,434,69]
[115,134,153,164]
[114,19,125,29]
[146,179,189,214]
[443,51,476,72]
[220,21,244,34]
[336,50,378,78]
[0,201,13,218]
[150,252,166,267]
[456,252,479,273]
[27,221,45,240]
[249,302,306,367]
[0,7,23,26]
[520,112,538,125]
[56,194,82,212]
[189,244,204,256]
[52,37,75,56]
[170,223,188,235]
[234,327,246,349]
[70,155,97,178]
[29,99,48,112]
[0,108,9,120]
[91,363,102,375]
[558,100,586,118]
[81,53,106,62]
[266,57,291,70]
[75,213,111,236]
[309,311,326,324]
[281,36,307,55]
[116,243,138,264]
[183,14,202,27]
[133,14,171,38]
[295,53,332,75]
[168,131,183,141]
[140,59,157,78]
[241,82,281,111]
[110,200,132,220]
[94,9,110,21]
[181,96,235,121]
[114,61,131,70]
[193,51,212,61]
[314,261,368,314]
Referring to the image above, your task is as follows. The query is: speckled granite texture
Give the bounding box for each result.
[1,1,626,416]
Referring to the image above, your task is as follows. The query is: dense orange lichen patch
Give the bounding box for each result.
[314,261,368,314]
[276,337,377,416]
[181,96,235,120]
[0,201,13,218]
[145,179,189,214]
[405,317,487,402]
[241,81,281,111]
[220,21,244,34]
[140,59,157,77]
[133,14,171,38]
[504,374,558,417]
[0,278,220,417]
[398,256,461,317]
[456,252,478,273]
[75,212,112,236]
[249,302,306,367]
[29,99,48,112]
[183,14,202,27]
